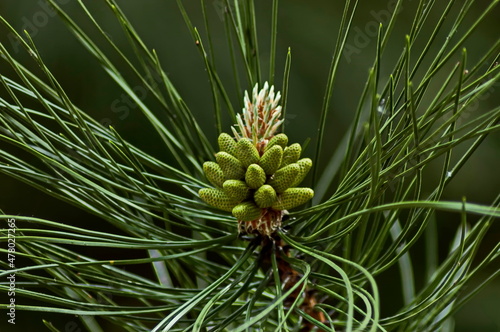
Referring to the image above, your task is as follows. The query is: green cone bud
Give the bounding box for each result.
[245,164,267,189]
[203,161,225,188]
[223,180,250,202]
[232,201,262,221]
[254,185,277,208]
[264,133,288,152]
[260,145,283,175]
[216,152,245,180]
[236,138,260,168]
[292,158,313,187]
[281,143,302,167]
[218,133,237,156]
[272,188,314,210]
[199,188,238,212]
[268,163,299,193]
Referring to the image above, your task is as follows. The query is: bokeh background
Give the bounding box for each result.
[1,1,499,331]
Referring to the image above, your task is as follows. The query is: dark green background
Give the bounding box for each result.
[1,1,499,331]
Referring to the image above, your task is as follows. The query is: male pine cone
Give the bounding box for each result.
[199,133,314,223]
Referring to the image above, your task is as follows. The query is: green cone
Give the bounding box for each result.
[199,188,238,212]
[203,161,225,188]
[260,145,283,175]
[216,152,245,180]
[264,133,288,152]
[232,201,262,221]
[236,138,260,168]
[223,180,250,202]
[281,143,302,167]
[268,163,299,193]
[272,188,314,210]
[254,185,277,208]
[245,164,267,189]
[218,133,237,157]
[292,158,313,187]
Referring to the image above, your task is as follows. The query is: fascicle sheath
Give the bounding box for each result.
[223,180,250,202]
[203,161,225,188]
[218,133,238,156]
[268,163,299,193]
[216,152,245,179]
[232,201,262,221]
[281,143,302,167]
[292,158,313,187]
[264,133,288,152]
[254,185,277,208]
[236,138,260,168]
[260,145,283,175]
[245,164,266,189]
[272,188,314,210]
[199,188,238,212]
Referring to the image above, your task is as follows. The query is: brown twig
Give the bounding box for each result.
[259,234,326,331]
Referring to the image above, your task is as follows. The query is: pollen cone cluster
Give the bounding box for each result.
[198,82,314,236]
[199,133,314,227]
